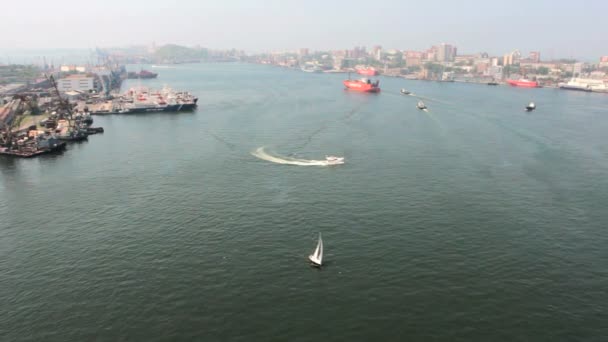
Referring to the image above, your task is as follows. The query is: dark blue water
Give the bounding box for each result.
[1,64,607,341]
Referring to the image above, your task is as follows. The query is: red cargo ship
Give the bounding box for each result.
[356,67,378,76]
[343,78,380,93]
[506,79,539,88]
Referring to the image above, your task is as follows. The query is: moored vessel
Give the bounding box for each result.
[92,86,199,114]
[127,70,158,79]
[506,79,539,88]
[301,64,323,73]
[558,78,607,92]
[356,66,378,76]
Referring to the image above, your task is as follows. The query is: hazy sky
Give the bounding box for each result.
[1,0,606,60]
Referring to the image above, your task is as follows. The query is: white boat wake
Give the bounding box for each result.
[252,147,343,166]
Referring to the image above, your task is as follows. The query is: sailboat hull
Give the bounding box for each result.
[308,255,322,267]
[309,232,323,267]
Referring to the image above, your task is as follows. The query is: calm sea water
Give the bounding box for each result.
[1,64,608,341]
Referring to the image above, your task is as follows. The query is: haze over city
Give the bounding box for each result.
[3,0,608,340]
[1,0,606,60]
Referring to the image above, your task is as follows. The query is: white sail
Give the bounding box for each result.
[308,233,323,266]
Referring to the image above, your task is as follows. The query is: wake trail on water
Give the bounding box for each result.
[295,102,366,151]
[384,89,453,106]
[252,147,333,166]
[203,128,236,151]
[342,103,365,121]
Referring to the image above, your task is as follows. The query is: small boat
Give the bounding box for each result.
[487,81,499,86]
[86,127,104,134]
[308,233,323,267]
[400,88,411,95]
[417,101,427,110]
[525,102,536,111]
[325,155,345,165]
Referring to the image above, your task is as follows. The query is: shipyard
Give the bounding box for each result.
[0,53,198,158]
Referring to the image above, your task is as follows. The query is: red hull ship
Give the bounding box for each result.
[506,79,539,88]
[356,67,378,76]
[343,78,380,93]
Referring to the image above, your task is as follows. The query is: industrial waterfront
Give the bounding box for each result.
[2,43,607,160]
[2,63,607,341]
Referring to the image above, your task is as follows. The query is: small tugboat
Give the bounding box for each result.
[86,127,104,135]
[343,77,380,93]
[525,102,536,111]
[54,119,87,141]
[400,88,411,95]
[417,101,427,110]
[325,155,345,165]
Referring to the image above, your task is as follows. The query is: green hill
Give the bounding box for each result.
[154,44,208,62]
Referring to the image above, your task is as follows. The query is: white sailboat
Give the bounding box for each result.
[308,233,323,267]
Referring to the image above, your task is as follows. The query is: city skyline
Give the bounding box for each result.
[1,0,607,60]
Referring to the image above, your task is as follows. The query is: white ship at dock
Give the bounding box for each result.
[559,78,608,93]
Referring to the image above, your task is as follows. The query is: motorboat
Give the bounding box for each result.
[400,88,411,95]
[525,102,536,111]
[417,101,427,110]
[325,155,345,165]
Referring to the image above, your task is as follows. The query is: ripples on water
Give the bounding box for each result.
[1,64,608,341]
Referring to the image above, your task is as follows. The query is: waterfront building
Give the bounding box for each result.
[372,45,382,61]
[406,57,422,67]
[573,62,583,76]
[424,47,437,62]
[487,65,504,80]
[503,50,521,66]
[57,74,94,92]
[475,61,490,74]
[529,51,541,63]
[435,43,457,62]
[60,65,87,73]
